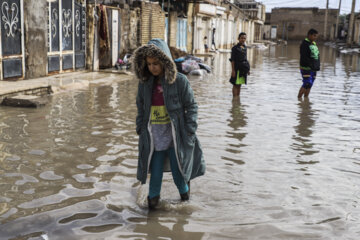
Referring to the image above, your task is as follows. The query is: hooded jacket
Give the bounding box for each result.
[300,38,320,71]
[132,39,205,184]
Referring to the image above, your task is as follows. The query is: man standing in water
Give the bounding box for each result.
[230,32,250,98]
[298,29,320,98]
[211,28,217,51]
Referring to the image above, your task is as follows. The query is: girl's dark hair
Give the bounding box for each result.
[308,29,318,36]
[238,32,246,38]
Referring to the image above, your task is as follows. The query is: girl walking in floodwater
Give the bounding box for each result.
[132,38,205,209]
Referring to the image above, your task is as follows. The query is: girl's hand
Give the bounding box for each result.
[231,71,235,78]
[248,71,251,75]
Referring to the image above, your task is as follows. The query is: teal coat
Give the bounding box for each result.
[132,39,205,184]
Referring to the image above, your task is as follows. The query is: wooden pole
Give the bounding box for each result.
[346,0,356,45]
[335,0,342,40]
[324,0,329,41]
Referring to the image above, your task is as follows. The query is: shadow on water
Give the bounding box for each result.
[291,98,319,160]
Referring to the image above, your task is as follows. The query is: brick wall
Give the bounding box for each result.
[141,2,166,45]
[168,12,178,47]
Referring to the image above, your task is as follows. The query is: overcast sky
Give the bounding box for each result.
[259,0,360,14]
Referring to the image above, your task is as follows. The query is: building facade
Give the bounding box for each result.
[0,0,87,81]
[352,13,360,45]
[270,8,338,41]
[0,0,267,81]
[233,0,266,42]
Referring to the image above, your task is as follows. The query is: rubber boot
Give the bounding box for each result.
[180,181,190,201]
[148,195,160,209]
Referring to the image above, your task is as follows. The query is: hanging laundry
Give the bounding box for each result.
[98,4,110,51]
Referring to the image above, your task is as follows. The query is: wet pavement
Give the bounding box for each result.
[0,43,359,239]
[0,71,133,97]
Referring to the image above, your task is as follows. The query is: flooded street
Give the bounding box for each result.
[1,43,360,239]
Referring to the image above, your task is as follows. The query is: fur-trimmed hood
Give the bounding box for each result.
[132,39,177,84]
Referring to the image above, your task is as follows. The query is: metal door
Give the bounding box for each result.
[271,26,277,40]
[48,0,60,72]
[176,18,187,52]
[74,2,85,69]
[0,0,24,80]
[48,0,86,74]
[61,0,73,70]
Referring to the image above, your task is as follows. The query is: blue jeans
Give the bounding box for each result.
[149,147,189,198]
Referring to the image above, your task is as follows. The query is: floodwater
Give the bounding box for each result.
[0,43,360,239]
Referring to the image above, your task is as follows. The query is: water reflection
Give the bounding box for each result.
[0,45,360,238]
[131,213,204,240]
[223,98,247,164]
[342,54,360,74]
[203,53,229,78]
[291,98,319,158]
[266,42,360,74]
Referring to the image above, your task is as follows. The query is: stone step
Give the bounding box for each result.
[1,94,48,108]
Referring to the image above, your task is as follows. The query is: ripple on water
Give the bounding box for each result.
[28,150,46,155]
[5,155,21,161]
[72,174,98,183]
[0,46,359,239]
[91,131,102,135]
[96,155,117,161]
[39,171,63,180]
[4,173,39,185]
[86,147,97,152]
[77,164,94,170]
[23,189,35,195]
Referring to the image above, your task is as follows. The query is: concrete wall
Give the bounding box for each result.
[120,7,140,54]
[187,3,195,53]
[263,25,271,39]
[270,8,338,41]
[354,18,360,45]
[24,0,48,79]
[193,15,212,53]
[242,20,253,43]
[86,4,96,70]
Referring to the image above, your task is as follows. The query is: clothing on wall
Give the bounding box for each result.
[98,5,110,51]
